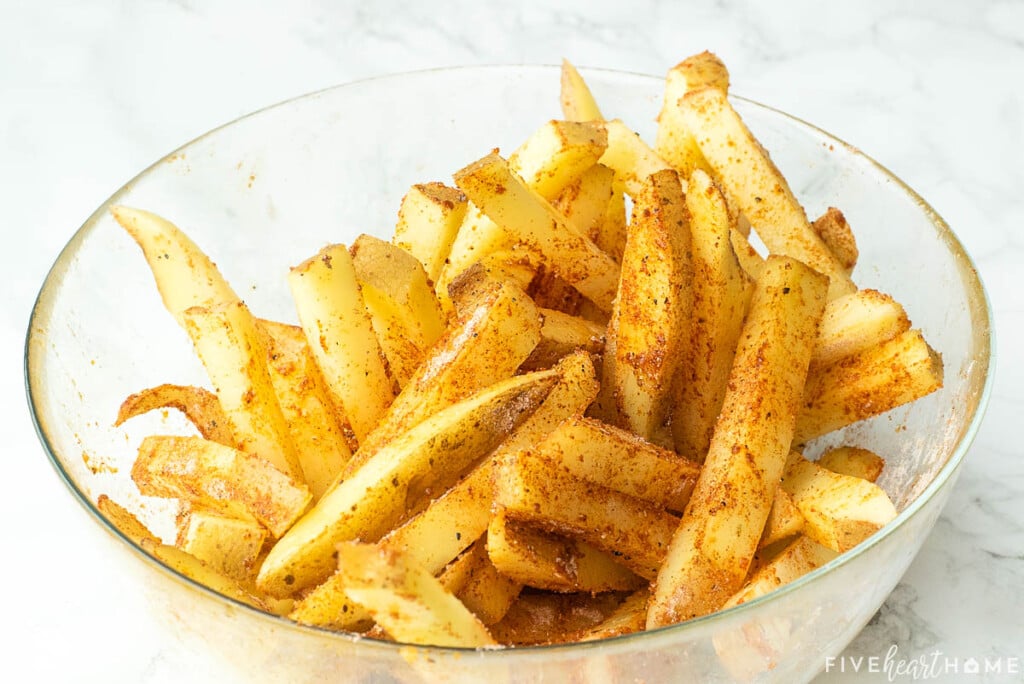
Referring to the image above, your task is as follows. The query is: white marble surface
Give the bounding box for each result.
[2,1,1021,681]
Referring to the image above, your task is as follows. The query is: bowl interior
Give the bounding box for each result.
[26,66,991,680]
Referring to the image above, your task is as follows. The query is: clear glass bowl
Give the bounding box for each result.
[26,66,992,683]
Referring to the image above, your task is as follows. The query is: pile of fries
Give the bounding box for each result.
[100,53,942,655]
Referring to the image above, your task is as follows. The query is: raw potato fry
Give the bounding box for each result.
[110,206,239,320]
[580,587,651,641]
[288,243,395,443]
[521,308,604,371]
[257,369,558,597]
[140,538,267,610]
[181,302,304,480]
[454,152,620,311]
[673,169,755,460]
[606,169,692,439]
[176,508,267,582]
[486,512,643,593]
[648,255,828,627]
[392,182,468,284]
[535,416,699,513]
[597,119,674,198]
[812,206,858,273]
[758,489,805,549]
[114,383,233,445]
[345,277,541,471]
[818,446,885,483]
[351,234,446,388]
[258,320,352,500]
[495,451,678,579]
[133,435,311,538]
[680,87,856,301]
[553,163,615,242]
[96,494,161,546]
[490,592,626,646]
[656,51,729,177]
[795,328,943,443]
[560,59,603,122]
[781,452,897,552]
[812,289,910,368]
[439,538,522,625]
[335,542,496,648]
[597,184,627,263]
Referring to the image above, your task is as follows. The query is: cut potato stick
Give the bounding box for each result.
[606,169,692,439]
[258,320,352,500]
[454,152,620,311]
[521,308,604,371]
[673,169,755,460]
[490,592,626,646]
[351,234,446,388]
[257,369,558,596]
[495,452,678,580]
[679,87,856,301]
[486,512,643,593]
[812,207,858,273]
[553,163,615,242]
[560,59,604,122]
[812,289,910,368]
[648,255,828,627]
[438,538,522,626]
[96,494,161,546]
[597,183,628,263]
[535,416,699,513]
[133,435,311,538]
[336,542,496,648]
[141,538,267,610]
[392,182,468,285]
[758,489,805,550]
[114,383,233,445]
[181,302,304,480]
[176,508,267,582]
[729,535,837,610]
[730,223,766,281]
[345,277,541,472]
[795,328,943,443]
[110,206,239,319]
[597,119,674,198]
[781,452,897,552]
[579,587,651,641]
[289,244,395,443]
[656,51,729,177]
[817,446,885,483]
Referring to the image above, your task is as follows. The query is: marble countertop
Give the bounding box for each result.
[3,1,1020,681]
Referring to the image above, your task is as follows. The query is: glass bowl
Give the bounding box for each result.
[26,66,991,683]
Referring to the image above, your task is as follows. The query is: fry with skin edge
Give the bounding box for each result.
[288,243,395,443]
[181,302,304,480]
[672,169,755,461]
[606,169,693,440]
[656,51,729,177]
[115,383,233,446]
[257,368,558,597]
[812,206,858,273]
[817,446,885,483]
[560,58,604,122]
[679,87,856,301]
[648,255,828,627]
[336,542,496,648]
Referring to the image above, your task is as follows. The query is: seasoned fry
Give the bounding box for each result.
[672,169,755,460]
[438,538,522,625]
[392,182,468,284]
[133,435,311,538]
[648,255,828,627]
[495,451,678,579]
[597,119,674,198]
[351,234,446,388]
[553,163,615,242]
[335,542,496,648]
[258,320,352,500]
[817,446,885,483]
[288,244,395,443]
[141,538,267,610]
[781,452,897,552]
[656,51,729,177]
[490,592,627,646]
[453,152,620,311]
[795,329,943,443]
[679,87,856,301]
[812,289,910,368]
[560,59,604,122]
[758,489,805,549]
[579,587,651,641]
[812,207,858,273]
[605,169,692,439]
[257,369,558,596]
[521,308,604,371]
[96,494,161,546]
[114,383,233,445]
[176,507,267,582]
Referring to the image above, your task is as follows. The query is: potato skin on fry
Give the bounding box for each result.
[115,383,233,445]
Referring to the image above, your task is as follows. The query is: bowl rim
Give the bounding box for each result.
[24,64,995,657]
